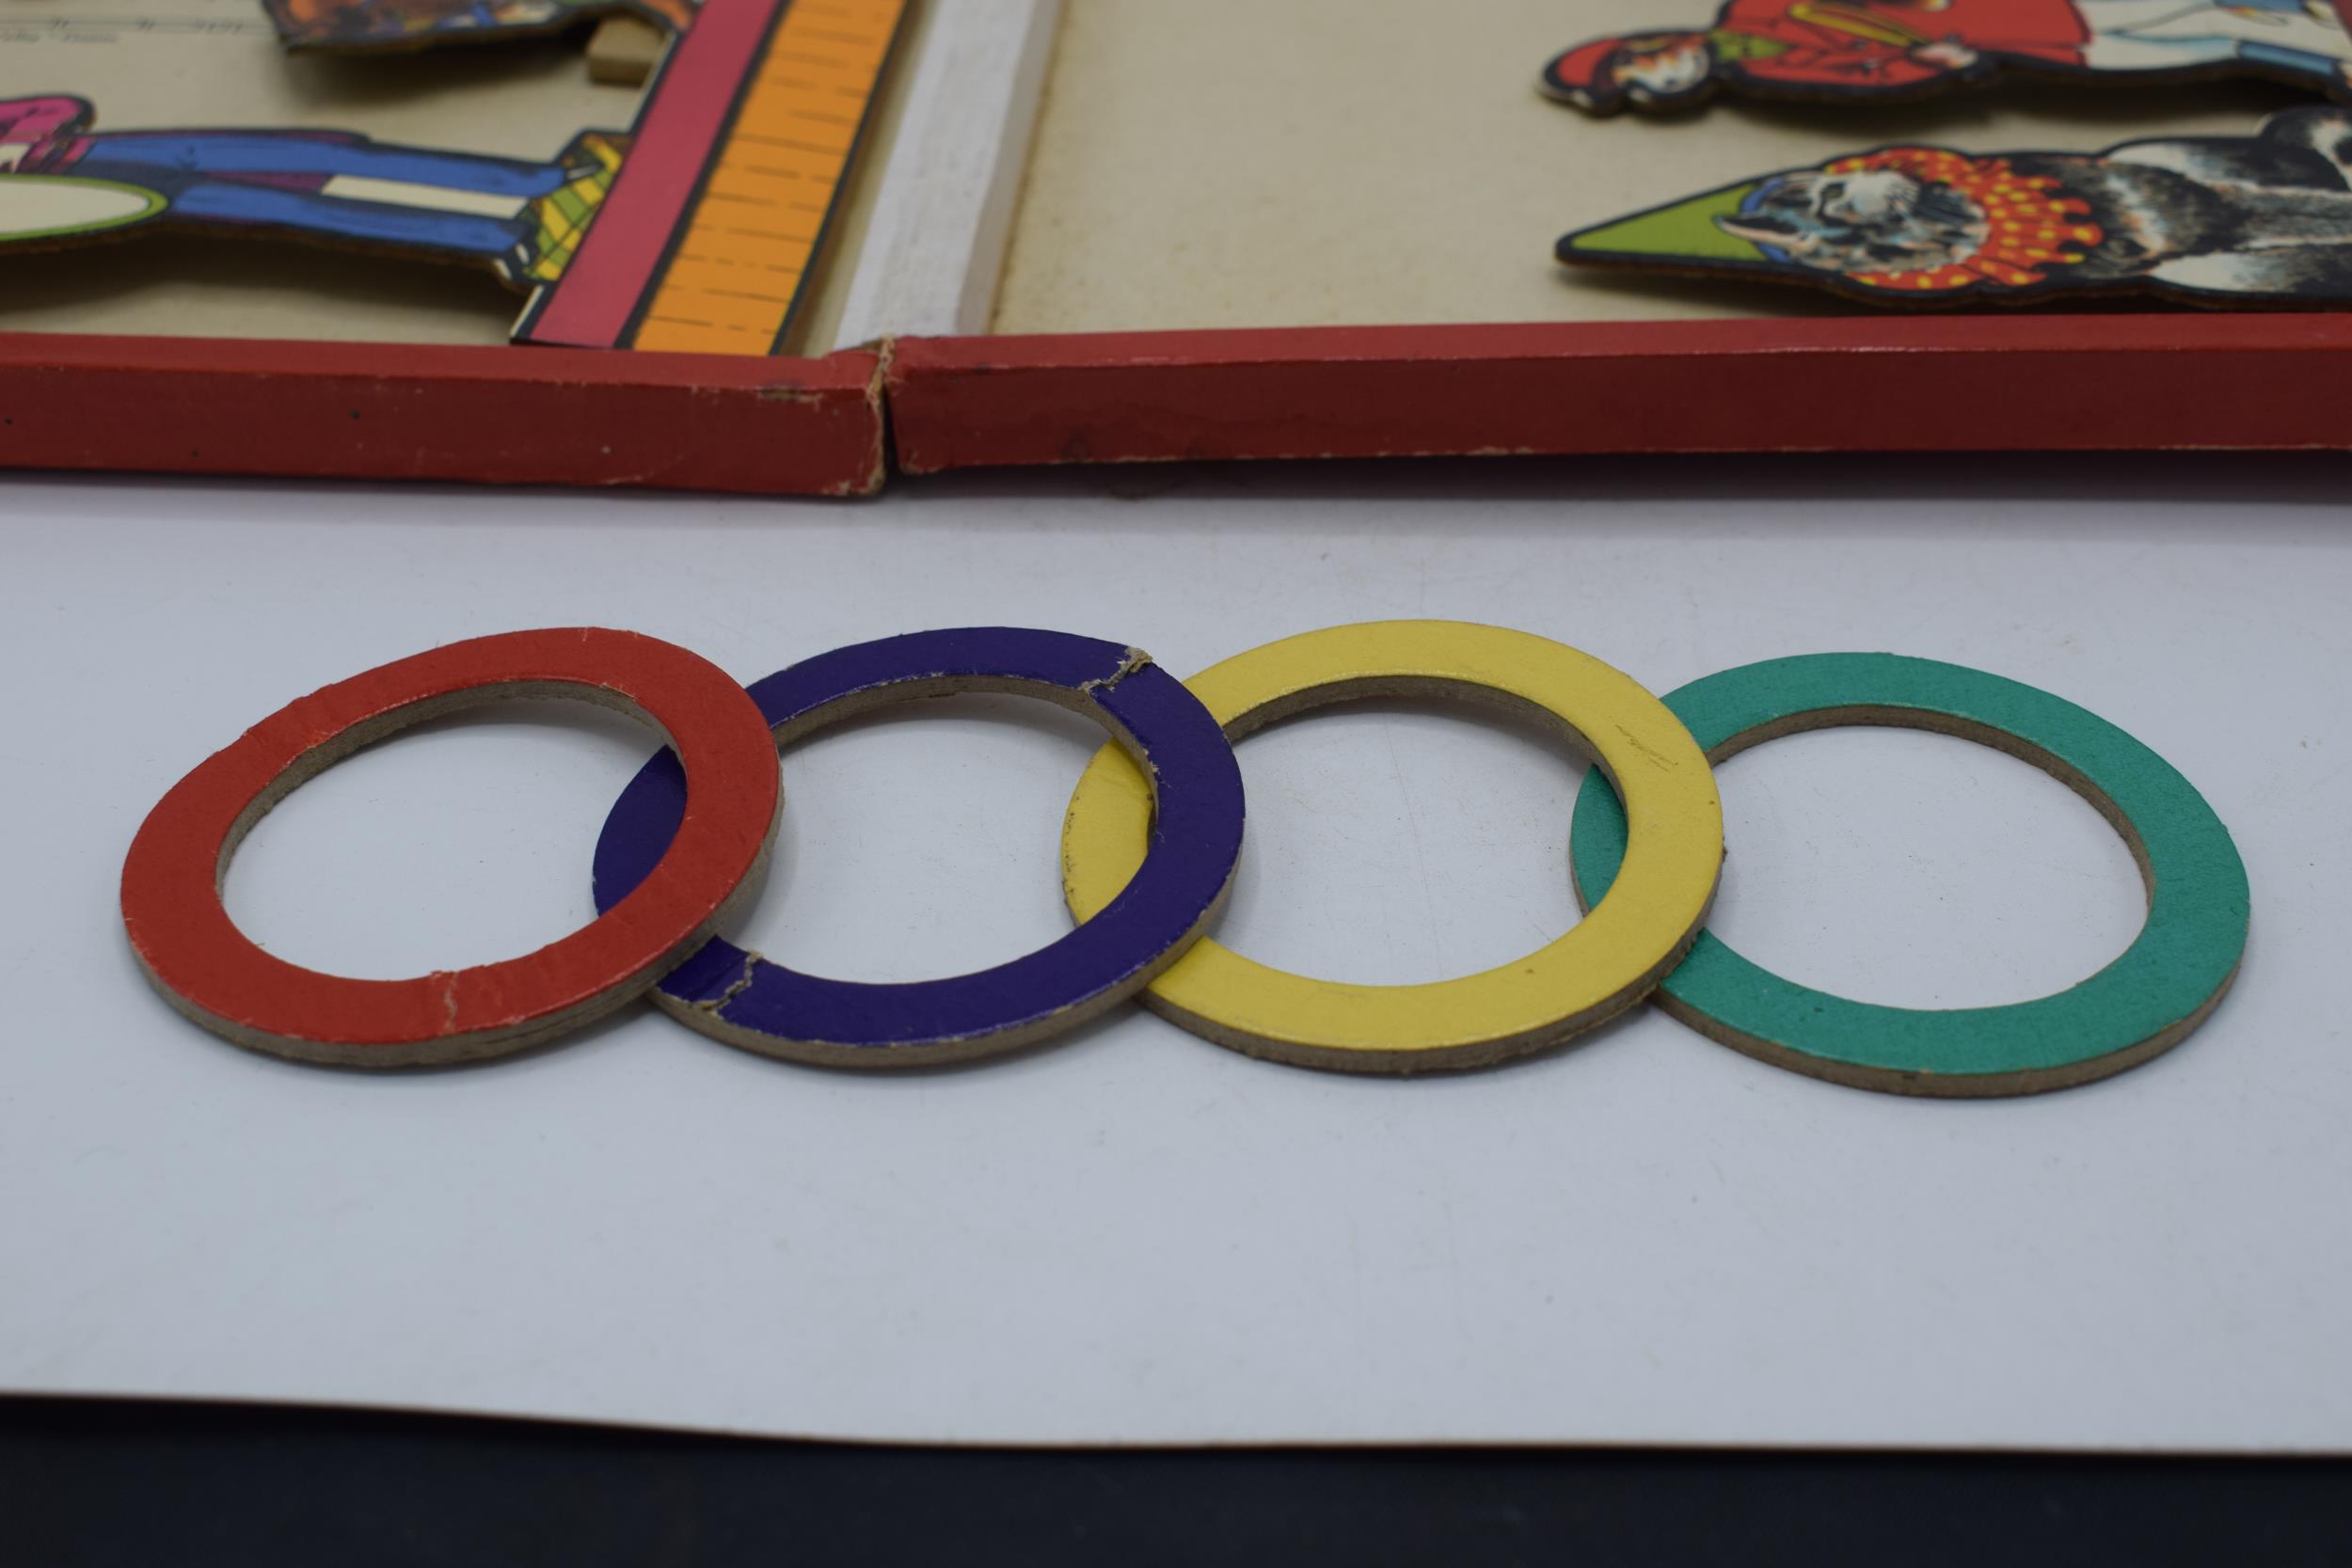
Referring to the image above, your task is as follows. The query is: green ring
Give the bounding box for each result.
[1568,654,2249,1097]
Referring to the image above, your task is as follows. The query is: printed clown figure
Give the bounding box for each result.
[1543,0,2352,113]
[0,94,627,287]
[262,0,697,52]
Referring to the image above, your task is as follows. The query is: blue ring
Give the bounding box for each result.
[592,628,1246,1064]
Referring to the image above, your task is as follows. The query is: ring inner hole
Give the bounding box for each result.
[223,694,671,981]
[1216,690,1594,987]
[730,690,1114,983]
[1701,718,2147,1009]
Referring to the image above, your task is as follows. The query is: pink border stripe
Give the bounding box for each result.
[523,0,786,349]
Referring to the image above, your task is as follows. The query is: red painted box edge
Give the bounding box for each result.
[0,333,888,498]
[4,313,2349,497]
[885,315,2352,472]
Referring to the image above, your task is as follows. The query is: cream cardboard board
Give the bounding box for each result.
[0,0,2323,346]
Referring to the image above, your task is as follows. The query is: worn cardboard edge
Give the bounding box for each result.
[0,332,886,497]
[6,309,2352,497]
[883,315,2352,472]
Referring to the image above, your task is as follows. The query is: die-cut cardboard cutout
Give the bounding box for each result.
[261,0,695,54]
[1542,0,2352,114]
[1557,107,2352,306]
[0,95,627,290]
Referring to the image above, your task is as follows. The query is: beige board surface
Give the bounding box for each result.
[0,0,2321,347]
[991,0,2313,333]
[0,0,640,343]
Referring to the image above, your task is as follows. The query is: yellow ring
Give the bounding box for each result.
[1059,622,1725,1073]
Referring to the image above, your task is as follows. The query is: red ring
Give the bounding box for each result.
[120,628,780,1067]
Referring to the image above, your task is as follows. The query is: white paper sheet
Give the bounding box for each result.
[2,458,2344,1449]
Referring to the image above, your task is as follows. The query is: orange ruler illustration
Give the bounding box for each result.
[522,0,907,355]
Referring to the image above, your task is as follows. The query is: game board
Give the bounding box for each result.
[0,0,2346,494]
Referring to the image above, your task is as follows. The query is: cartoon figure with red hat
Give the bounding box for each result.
[1543,0,2352,113]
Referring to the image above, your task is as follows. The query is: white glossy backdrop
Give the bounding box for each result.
[2,457,2344,1449]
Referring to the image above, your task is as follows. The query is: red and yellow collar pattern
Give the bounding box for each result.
[1833,148,2105,294]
